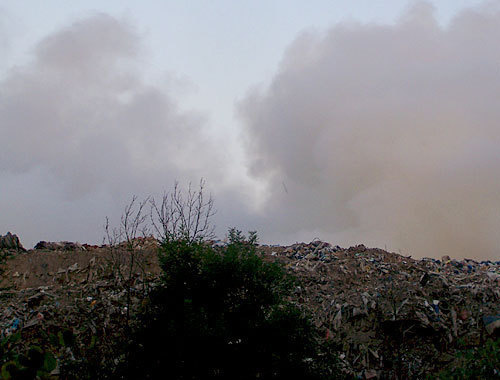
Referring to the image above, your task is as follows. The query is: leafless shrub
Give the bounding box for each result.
[121,195,150,250]
[103,195,151,327]
[103,216,125,280]
[103,196,151,275]
[102,180,216,327]
[121,196,150,325]
[150,179,216,243]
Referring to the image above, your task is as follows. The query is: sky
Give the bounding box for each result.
[1,1,500,260]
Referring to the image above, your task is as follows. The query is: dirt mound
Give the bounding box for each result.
[1,241,499,378]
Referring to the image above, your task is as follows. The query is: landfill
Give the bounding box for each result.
[261,241,500,378]
[1,237,499,378]
[0,243,161,377]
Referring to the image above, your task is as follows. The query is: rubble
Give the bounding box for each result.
[210,239,228,248]
[0,245,160,376]
[260,241,500,378]
[1,239,499,378]
[34,241,85,251]
[483,315,500,335]
[0,232,25,251]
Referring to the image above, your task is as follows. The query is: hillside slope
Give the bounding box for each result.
[1,240,499,378]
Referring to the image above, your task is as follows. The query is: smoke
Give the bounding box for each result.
[0,13,231,246]
[239,2,500,259]
[0,8,9,60]
[3,4,500,259]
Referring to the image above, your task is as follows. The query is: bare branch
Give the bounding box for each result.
[150,179,215,243]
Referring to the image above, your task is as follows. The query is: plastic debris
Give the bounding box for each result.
[483,315,500,335]
[1,239,499,378]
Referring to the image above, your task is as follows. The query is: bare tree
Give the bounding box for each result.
[103,216,124,279]
[102,180,215,330]
[103,196,151,327]
[121,195,150,250]
[150,179,216,243]
[103,196,150,280]
[121,196,150,325]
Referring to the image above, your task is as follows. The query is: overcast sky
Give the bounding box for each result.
[1,1,499,260]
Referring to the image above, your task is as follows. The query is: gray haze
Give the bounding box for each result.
[239,2,500,259]
[0,14,241,246]
[0,9,8,62]
[2,3,500,260]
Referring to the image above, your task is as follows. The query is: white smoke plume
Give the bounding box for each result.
[0,14,230,246]
[239,2,500,259]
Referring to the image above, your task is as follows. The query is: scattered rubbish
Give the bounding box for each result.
[67,263,79,272]
[34,241,84,251]
[419,272,430,286]
[0,240,161,376]
[210,240,228,248]
[483,315,500,335]
[0,232,25,251]
[364,369,378,379]
[260,240,500,377]
[1,239,499,379]
[486,271,499,281]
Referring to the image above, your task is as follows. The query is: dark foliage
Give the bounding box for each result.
[121,229,341,379]
[0,333,57,380]
[433,337,500,379]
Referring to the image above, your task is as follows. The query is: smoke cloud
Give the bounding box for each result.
[0,14,232,246]
[239,2,500,259]
[0,9,9,59]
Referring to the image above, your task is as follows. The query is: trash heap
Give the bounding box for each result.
[0,245,160,376]
[34,241,86,251]
[0,232,25,252]
[262,241,500,378]
[1,236,499,378]
[32,237,160,252]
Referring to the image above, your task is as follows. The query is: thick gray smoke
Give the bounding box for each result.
[0,14,229,246]
[0,9,8,60]
[239,2,500,259]
[0,14,219,194]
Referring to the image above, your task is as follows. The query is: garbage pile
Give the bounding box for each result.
[34,241,86,251]
[262,241,500,378]
[0,246,160,376]
[279,240,342,261]
[115,236,161,251]
[0,232,25,251]
[32,237,161,252]
[1,237,499,378]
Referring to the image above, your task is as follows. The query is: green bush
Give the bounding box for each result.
[434,338,500,379]
[121,229,341,379]
[0,334,56,380]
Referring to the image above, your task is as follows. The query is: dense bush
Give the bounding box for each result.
[121,229,341,379]
[434,337,500,379]
[0,333,56,380]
